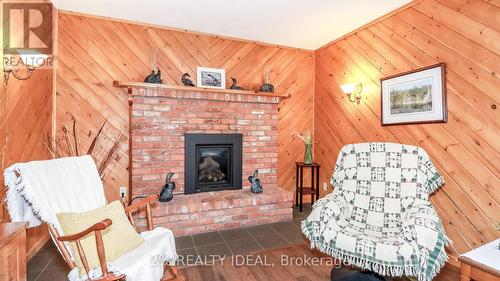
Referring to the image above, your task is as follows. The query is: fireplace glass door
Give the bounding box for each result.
[185,134,242,194]
[196,145,232,189]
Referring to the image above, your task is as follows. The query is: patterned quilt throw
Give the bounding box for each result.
[302,143,450,281]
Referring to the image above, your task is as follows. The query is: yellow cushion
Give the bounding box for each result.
[57,200,144,276]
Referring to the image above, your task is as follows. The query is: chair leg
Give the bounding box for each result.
[164,265,185,281]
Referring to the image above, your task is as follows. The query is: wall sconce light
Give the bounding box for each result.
[3,50,48,84]
[341,82,363,104]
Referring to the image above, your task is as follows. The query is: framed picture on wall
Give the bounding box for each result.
[380,63,447,126]
[197,67,225,89]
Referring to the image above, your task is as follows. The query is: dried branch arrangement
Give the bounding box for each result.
[293,129,312,145]
[44,115,127,180]
[151,48,159,70]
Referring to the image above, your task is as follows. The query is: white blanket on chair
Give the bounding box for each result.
[4,155,178,281]
[3,155,106,231]
[68,227,178,281]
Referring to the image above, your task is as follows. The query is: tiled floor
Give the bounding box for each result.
[27,204,312,281]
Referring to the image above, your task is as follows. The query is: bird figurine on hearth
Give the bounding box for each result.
[159,172,176,202]
[181,73,195,87]
[229,77,243,90]
[248,170,263,194]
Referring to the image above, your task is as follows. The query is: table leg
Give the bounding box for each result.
[460,263,471,281]
[311,167,315,205]
[299,167,303,212]
[316,167,320,200]
[295,166,299,207]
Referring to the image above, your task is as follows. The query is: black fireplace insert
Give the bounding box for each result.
[185,134,242,194]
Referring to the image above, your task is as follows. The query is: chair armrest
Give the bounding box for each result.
[57,219,112,242]
[56,219,120,279]
[401,203,451,246]
[302,193,349,239]
[401,203,451,281]
[125,194,158,231]
[309,193,349,221]
[125,194,158,212]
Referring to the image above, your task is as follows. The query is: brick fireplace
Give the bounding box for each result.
[128,84,293,235]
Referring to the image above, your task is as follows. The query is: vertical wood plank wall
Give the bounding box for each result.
[56,13,314,200]
[314,0,500,259]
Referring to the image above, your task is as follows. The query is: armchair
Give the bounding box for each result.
[4,155,183,281]
[302,143,450,281]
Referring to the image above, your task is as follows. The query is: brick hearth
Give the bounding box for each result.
[153,187,293,236]
[129,86,293,235]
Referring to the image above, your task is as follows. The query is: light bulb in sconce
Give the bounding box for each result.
[341,82,363,104]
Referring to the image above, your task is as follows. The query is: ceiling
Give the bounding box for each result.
[51,0,412,50]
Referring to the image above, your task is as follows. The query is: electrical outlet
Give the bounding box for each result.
[323,182,328,192]
[119,186,127,198]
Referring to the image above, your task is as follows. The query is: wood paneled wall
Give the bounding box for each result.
[0,69,53,257]
[314,0,500,261]
[56,13,314,200]
[0,1,54,257]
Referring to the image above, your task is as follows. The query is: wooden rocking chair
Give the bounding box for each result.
[50,194,184,281]
[4,155,183,281]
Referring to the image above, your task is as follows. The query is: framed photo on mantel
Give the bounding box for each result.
[197,67,225,89]
[380,63,447,126]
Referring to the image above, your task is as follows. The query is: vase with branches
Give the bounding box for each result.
[293,130,313,165]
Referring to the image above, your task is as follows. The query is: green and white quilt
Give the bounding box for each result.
[302,143,450,281]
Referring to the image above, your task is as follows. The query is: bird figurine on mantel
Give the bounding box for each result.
[181,73,195,87]
[144,69,162,84]
[144,48,162,84]
[229,77,243,90]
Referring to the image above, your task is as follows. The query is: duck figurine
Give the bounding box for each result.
[181,73,195,87]
[144,69,162,84]
[248,170,263,194]
[229,77,243,90]
[159,172,175,202]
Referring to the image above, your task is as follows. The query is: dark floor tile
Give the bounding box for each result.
[192,231,224,247]
[27,270,41,281]
[226,238,263,255]
[253,232,290,250]
[280,227,308,244]
[27,255,52,271]
[270,221,300,234]
[44,254,67,272]
[34,267,68,281]
[34,242,59,257]
[177,247,199,267]
[293,204,313,219]
[219,228,251,242]
[196,242,232,264]
[293,211,307,220]
[292,218,303,228]
[175,235,195,250]
[245,224,276,238]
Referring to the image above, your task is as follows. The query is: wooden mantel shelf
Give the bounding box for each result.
[113,81,291,99]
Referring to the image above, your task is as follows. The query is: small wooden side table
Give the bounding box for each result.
[458,239,500,281]
[0,222,28,281]
[295,162,320,212]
